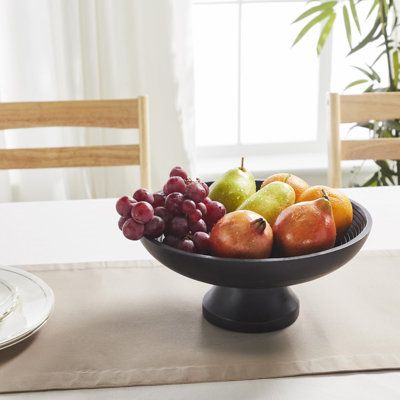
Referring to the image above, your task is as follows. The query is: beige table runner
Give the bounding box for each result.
[1,250,400,393]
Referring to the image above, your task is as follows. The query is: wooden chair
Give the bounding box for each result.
[329,92,400,187]
[0,97,151,189]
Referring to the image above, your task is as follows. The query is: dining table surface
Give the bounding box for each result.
[0,186,400,400]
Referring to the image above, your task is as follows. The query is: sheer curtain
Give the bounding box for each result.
[0,0,195,202]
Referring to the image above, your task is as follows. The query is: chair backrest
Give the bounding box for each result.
[0,97,151,189]
[329,92,400,187]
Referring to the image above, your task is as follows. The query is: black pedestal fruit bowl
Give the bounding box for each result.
[141,184,372,333]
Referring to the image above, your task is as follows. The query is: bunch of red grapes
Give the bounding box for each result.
[116,166,226,254]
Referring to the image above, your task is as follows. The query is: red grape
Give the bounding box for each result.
[170,216,189,238]
[206,201,226,223]
[154,206,172,224]
[198,179,210,196]
[189,219,207,233]
[165,192,184,216]
[131,201,154,224]
[164,176,186,195]
[196,202,207,217]
[133,188,154,204]
[188,209,202,223]
[203,197,213,207]
[205,201,226,231]
[182,199,196,215]
[185,181,207,203]
[163,235,180,248]
[122,219,144,240]
[193,232,211,254]
[118,216,130,230]
[153,192,165,208]
[177,238,196,253]
[169,166,188,180]
[144,216,165,238]
[116,196,135,217]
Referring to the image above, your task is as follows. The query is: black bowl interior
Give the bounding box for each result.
[141,183,372,289]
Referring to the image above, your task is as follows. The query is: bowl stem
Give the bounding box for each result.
[202,286,299,333]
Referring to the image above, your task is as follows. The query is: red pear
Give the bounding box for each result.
[210,210,273,259]
[273,194,336,257]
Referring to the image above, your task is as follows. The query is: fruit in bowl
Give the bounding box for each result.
[208,157,256,213]
[238,181,295,225]
[115,166,227,254]
[210,210,273,259]
[261,173,309,202]
[116,162,355,260]
[298,185,353,237]
[273,191,336,257]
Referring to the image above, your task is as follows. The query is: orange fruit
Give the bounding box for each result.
[298,185,353,237]
[261,173,309,202]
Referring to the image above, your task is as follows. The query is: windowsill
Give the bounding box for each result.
[196,153,378,186]
[197,152,328,180]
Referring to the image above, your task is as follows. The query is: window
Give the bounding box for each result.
[192,0,378,161]
[193,0,327,159]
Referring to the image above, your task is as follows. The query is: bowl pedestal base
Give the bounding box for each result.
[202,286,300,333]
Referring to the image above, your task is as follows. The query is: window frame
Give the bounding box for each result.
[193,0,333,160]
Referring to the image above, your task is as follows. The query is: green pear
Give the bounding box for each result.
[209,158,256,213]
[238,181,295,225]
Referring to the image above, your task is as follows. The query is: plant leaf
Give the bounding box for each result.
[351,65,381,83]
[381,176,390,186]
[390,14,398,36]
[376,161,396,185]
[371,48,387,65]
[352,122,374,130]
[343,5,352,48]
[317,12,336,54]
[344,79,368,91]
[376,160,395,176]
[348,17,381,55]
[368,64,381,82]
[384,119,400,130]
[362,172,379,187]
[353,66,374,80]
[292,9,333,47]
[381,0,389,15]
[365,83,375,92]
[349,0,361,33]
[393,51,399,89]
[381,128,395,138]
[367,0,379,19]
[292,1,337,24]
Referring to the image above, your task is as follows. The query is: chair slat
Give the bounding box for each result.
[340,92,400,123]
[341,139,400,160]
[0,99,139,129]
[0,145,140,169]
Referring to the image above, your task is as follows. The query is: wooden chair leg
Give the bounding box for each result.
[138,96,151,190]
[328,93,342,188]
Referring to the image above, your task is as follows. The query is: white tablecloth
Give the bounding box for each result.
[0,186,399,399]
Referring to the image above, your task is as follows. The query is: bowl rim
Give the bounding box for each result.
[141,198,373,263]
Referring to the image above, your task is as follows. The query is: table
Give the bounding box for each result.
[0,186,399,399]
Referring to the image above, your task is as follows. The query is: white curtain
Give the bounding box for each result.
[0,0,195,202]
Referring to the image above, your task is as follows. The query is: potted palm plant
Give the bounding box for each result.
[293,0,400,186]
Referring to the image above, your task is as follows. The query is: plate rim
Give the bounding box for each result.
[0,266,54,348]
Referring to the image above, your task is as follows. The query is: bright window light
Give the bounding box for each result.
[193,1,319,147]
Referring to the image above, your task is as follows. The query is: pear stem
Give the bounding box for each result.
[240,157,245,171]
[251,217,267,233]
[321,189,330,201]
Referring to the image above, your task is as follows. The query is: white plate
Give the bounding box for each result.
[0,278,17,321]
[0,266,54,350]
